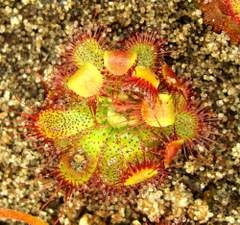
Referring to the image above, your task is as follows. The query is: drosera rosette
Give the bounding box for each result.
[19,27,218,223]
[198,0,240,43]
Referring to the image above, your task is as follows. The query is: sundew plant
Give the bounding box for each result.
[0,28,216,225]
[22,29,215,198]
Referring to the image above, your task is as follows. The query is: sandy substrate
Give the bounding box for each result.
[0,0,240,224]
